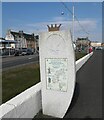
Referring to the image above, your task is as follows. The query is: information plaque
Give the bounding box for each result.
[45,58,68,92]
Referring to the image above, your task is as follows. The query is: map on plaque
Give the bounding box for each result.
[45,58,68,92]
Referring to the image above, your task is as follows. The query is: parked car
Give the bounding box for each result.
[95,47,102,50]
[14,49,20,56]
[21,48,34,55]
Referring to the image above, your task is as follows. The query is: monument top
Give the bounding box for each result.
[47,24,61,32]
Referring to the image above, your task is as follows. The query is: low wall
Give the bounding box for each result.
[0,52,93,119]
[76,52,93,71]
[0,83,42,119]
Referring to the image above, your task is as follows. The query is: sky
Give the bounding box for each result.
[2,2,102,42]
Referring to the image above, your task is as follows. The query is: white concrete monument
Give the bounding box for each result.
[39,24,76,118]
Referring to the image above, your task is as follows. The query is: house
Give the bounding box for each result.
[91,41,102,47]
[0,37,6,50]
[76,37,91,52]
[0,37,17,56]
[101,43,104,47]
[5,29,39,50]
[0,38,16,49]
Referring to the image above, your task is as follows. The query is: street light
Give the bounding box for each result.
[61,11,64,15]
[72,6,75,42]
[61,6,75,42]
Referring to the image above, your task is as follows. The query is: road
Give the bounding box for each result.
[35,50,102,119]
[1,53,39,70]
[64,51,102,118]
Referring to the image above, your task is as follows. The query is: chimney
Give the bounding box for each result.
[47,24,61,32]
[19,30,23,34]
[32,33,34,36]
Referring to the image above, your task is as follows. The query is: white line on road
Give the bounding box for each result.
[28,57,33,60]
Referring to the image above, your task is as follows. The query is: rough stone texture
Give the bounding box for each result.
[39,30,76,118]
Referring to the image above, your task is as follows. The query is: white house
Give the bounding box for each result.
[5,29,39,49]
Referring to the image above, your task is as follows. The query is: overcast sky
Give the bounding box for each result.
[2,2,102,42]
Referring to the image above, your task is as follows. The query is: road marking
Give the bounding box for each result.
[28,57,33,60]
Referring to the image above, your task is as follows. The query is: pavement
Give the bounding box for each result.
[35,51,102,119]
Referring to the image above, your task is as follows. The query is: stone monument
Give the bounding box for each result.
[39,24,76,118]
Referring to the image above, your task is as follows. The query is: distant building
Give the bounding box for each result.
[0,37,5,40]
[0,37,6,49]
[0,38,16,49]
[0,37,17,56]
[101,43,104,46]
[5,29,39,49]
[91,41,102,47]
[76,37,91,52]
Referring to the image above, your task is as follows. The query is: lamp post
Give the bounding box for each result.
[72,6,75,42]
[61,6,75,42]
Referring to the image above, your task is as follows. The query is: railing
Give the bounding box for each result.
[0,52,93,119]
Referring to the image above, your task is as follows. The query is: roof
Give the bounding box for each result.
[0,40,17,43]
[0,37,5,40]
[10,31,35,40]
[77,37,90,41]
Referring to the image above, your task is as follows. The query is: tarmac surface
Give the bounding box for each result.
[64,51,102,119]
[35,51,102,119]
[1,53,39,70]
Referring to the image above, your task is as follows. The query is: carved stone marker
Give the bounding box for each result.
[39,25,76,118]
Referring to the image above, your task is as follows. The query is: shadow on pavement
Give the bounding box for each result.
[64,82,80,118]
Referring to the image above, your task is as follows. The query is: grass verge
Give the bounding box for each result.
[2,63,40,103]
[75,52,87,60]
[2,52,87,103]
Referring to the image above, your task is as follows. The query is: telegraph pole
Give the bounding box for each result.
[61,6,75,42]
[72,6,75,42]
